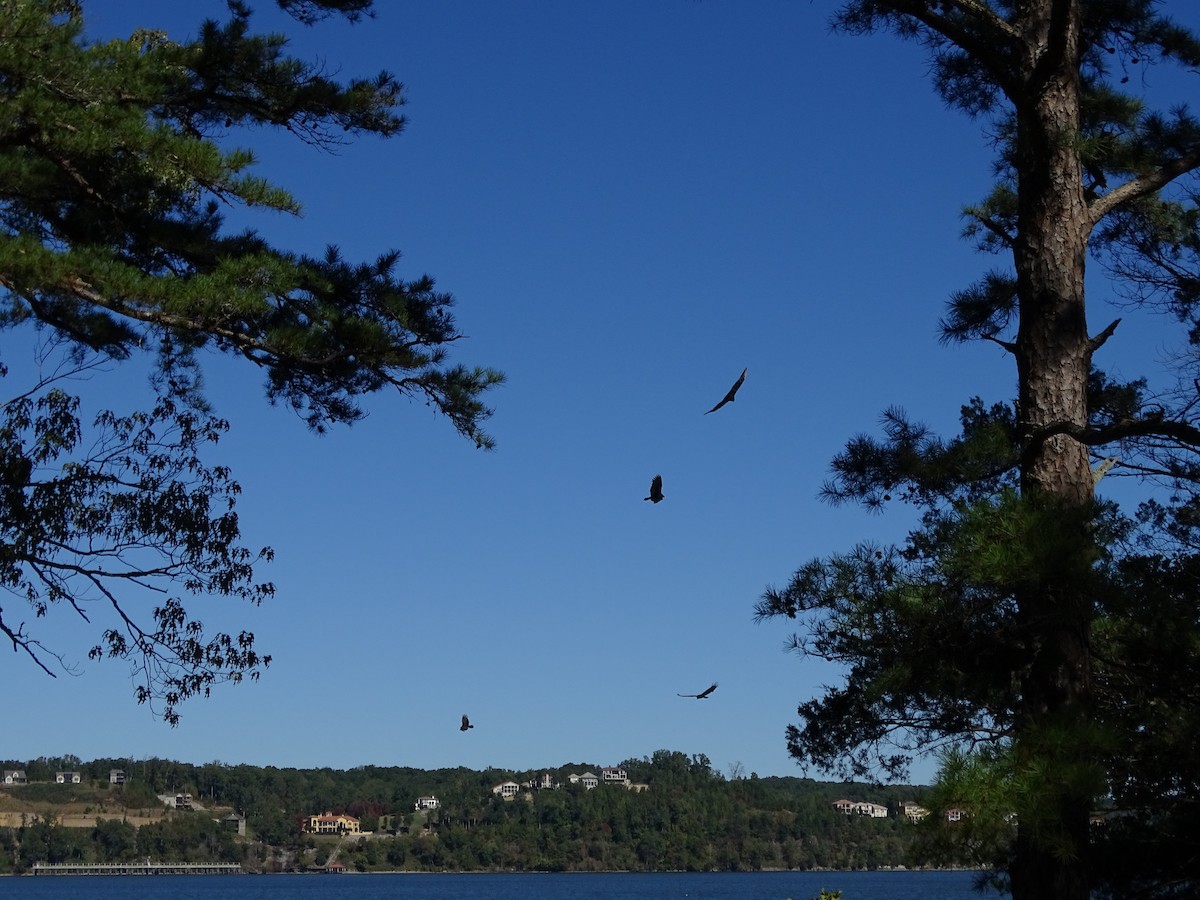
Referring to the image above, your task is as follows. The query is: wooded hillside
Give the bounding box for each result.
[0,750,946,873]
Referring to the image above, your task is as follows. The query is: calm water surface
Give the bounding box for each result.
[2,871,999,899]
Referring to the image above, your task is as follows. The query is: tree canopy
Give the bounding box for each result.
[755,3,1200,899]
[0,0,501,722]
[0,750,934,874]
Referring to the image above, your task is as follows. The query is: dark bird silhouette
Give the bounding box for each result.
[705,368,747,414]
[678,683,718,699]
[460,714,474,731]
[644,474,664,503]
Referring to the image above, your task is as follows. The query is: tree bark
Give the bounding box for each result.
[1010,3,1094,898]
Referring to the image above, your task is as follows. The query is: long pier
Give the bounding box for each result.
[32,861,242,876]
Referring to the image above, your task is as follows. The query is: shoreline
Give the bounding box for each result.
[5,865,984,878]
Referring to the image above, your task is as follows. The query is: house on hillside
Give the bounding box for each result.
[305,812,361,835]
[832,799,889,817]
[854,801,889,818]
[901,801,929,822]
[568,771,599,790]
[526,773,558,791]
[3,770,27,785]
[55,771,81,784]
[492,781,520,800]
[414,795,440,811]
[109,769,126,785]
[601,767,629,786]
[222,813,246,835]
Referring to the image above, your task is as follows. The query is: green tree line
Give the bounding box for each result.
[1,815,241,871]
[0,750,955,873]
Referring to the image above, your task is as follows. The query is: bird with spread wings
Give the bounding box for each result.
[677,683,718,699]
[705,368,747,414]
[644,474,664,503]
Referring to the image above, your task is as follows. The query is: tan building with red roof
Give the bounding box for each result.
[304,811,361,834]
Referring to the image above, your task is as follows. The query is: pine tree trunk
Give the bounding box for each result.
[1009,3,1093,898]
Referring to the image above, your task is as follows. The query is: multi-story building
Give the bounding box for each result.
[305,812,362,834]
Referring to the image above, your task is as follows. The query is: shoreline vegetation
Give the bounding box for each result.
[0,751,957,875]
[9,865,979,877]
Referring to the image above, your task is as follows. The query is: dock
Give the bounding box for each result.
[32,861,242,876]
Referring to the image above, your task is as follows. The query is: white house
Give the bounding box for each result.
[567,771,599,790]
[901,801,929,822]
[414,795,440,811]
[833,799,889,818]
[3,770,27,785]
[55,771,81,784]
[109,769,126,785]
[601,767,629,785]
[853,801,889,818]
[492,781,521,800]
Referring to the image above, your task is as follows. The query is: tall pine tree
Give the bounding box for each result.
[0,0,501,722]
[755,3,1200,898]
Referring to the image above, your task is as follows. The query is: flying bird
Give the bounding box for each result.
[644,474,664,503]
[460,715,474,731]
[678,683,718,699]
[705,368,747,414]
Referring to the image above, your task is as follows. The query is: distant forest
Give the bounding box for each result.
[0,750,956,873]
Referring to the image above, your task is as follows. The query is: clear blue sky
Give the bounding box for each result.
[6,1,1197,785]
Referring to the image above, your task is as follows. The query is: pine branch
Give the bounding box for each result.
[1087,317,1122,356]
[879,0,1023,98]
[984,334,1018,354]
[1088,146,1200,225]
[972,212,1017,249]
[1026,415,1200,456]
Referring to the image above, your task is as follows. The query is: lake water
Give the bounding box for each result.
[1,870,1000,899]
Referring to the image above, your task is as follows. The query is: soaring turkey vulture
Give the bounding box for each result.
[460,714,474,731]
[644,474,664,503]
[705,368,747,414]
[678,683,718,699]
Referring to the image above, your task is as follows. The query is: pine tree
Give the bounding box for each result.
[0,1,501,721]
[754,3,1200,899]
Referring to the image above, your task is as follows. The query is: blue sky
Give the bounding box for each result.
[5,1,1198,785]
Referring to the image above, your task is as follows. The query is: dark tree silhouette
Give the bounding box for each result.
[752,2,1200,898]
[0,0,501,723]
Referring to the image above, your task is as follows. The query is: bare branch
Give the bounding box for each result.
[0,607,62,678]
[1088,318,1122,355]
[984,334,1018,354]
